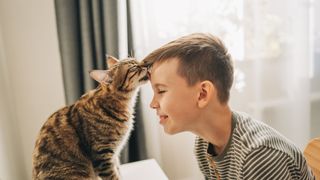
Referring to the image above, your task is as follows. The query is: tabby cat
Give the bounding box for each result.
[32,56,149,180]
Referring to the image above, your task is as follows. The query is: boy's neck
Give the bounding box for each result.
[193,103,232,155]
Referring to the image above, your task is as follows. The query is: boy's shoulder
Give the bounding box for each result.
[232,111,301,157]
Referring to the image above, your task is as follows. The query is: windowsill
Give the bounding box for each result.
[120,159,168,180]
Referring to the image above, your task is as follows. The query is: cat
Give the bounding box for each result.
[32,56,149,180]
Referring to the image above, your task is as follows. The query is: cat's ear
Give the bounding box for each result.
[89,70,112,84]
[106,55,119,68]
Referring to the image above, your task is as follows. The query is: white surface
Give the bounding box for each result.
[120,159,168,180]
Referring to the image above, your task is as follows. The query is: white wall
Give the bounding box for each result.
[0,0,65,179]
[0,24,26,180]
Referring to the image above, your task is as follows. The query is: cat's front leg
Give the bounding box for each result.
[98,164,120,180]
[94,154,121,180]
[114,157,122,179]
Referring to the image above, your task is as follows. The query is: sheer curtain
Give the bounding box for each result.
[130,0,319,179]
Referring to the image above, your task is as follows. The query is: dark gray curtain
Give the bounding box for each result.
[54,0,146,163]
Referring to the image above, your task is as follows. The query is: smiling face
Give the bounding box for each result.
[149,58,201,134]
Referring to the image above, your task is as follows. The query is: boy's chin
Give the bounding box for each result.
[163,126,184,135]
[164,130,176,135]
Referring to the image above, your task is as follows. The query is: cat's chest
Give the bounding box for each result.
[115,118,134,154]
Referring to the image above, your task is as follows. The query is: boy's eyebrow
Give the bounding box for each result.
[154,83,167,88]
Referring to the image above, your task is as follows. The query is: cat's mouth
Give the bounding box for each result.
[139,74,149,82]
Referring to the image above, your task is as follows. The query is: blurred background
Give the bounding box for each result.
[0,0,319,179]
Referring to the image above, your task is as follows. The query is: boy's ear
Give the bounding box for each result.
[106,55,119,68]
[89,70,112,84]
[197,81,215,108]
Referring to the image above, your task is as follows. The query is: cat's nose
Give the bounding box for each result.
[147,71,151,79]
[140,60,152,68]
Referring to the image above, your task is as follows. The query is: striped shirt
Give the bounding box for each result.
[194,111,315,180]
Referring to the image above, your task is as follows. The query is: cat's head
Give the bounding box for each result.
[89,56,149,92]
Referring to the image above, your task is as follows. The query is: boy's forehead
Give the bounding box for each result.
[149,58,180,84]
[150,59,176,75]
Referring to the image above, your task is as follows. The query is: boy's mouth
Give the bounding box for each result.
[159,115,168,124]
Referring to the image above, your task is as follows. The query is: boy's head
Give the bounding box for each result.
[143,33,234,104]
[144,33,234,134]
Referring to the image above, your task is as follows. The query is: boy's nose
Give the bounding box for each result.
[149,96,159,109]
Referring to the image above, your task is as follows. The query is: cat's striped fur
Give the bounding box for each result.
[32,56,149,180]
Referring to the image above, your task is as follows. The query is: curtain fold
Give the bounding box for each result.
[55,0,84,103]
[54,0,146,164]
[119,0,147,163]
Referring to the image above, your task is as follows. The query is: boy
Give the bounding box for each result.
[142,33,315,179]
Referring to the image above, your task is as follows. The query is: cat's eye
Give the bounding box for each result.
[129,66,139,72]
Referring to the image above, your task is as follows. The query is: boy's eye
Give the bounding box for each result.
[157,90,166,94]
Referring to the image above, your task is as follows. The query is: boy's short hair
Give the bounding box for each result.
[143,33,234,104]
